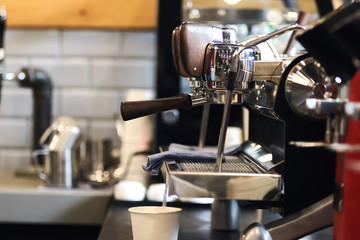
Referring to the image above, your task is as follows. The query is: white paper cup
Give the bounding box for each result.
[128,206,182,240]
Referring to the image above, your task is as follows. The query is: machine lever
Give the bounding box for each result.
[241,195,333,240]
[266,194,333,240]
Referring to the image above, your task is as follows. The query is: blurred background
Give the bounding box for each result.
[0,0,157,173]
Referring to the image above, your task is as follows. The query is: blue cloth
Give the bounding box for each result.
[142,143,242,176]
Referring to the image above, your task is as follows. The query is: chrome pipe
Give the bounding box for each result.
[214,90,233,172]
[198,103,210,148]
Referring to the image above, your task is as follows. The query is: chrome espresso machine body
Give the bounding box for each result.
[120,20,337,218]
[170,23,337,216]
[120,3,360,240]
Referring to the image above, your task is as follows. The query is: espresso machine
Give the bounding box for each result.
[121,20,336,236]
[121,2,360,239]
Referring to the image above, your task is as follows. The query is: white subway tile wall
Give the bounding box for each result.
[62,30,121,57]
[6,29,60,56]
[0,149,32,173]
[123,32,156,58]
[0,29,156,172]
[92,59,154,89]
[31,57,90,87]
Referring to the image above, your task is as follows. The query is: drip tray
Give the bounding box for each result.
[163,155,283,201]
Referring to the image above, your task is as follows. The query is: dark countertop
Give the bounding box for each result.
[98,200,333,240]
[0,199,333,240]
[98,200,241,240]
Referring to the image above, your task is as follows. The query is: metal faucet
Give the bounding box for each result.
[4,68,53,164]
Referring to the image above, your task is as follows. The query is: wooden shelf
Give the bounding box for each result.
[2,0,158,30]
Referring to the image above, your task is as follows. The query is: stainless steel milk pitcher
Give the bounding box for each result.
[33,117,81,188]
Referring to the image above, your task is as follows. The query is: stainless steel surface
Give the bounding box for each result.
[213,26,301,173]
[204,44,257,92]
[206,90,243,104]
[190,96,207,106]
[325,116,332,143]
[305,98,349,143]
[266,195,333,240]
[292,139,360,153]
[211,199,240,231]
[333,114,341,143]
[210,26,303,175]
[289,141,330,148]
[79,138,119,187]
[338,82,350,138]
[34,117,81,188]
[283,11,312,56]
[326,143,360,152]
[307,98,360,120]
[214,90,233,172]
[198,103,210,148]
[241,141,283,172]
[240,24,306,52]
[306,98,345,115]
[241,196,333,240]
[180,157,260,174]
[240,222,272,240]
[164,146,283,200]
[345,102,360,119]
[121,24,306,123]
[202,41,282,105]
[243,81,279,109]
[285,56,337,119]
[161,22,337,237]
[252,61,283,84]
[222,27,238,44]
[229,24,304,71]
[303,79,354,145]
[228,24,306,88]
[290,140,360,152]
[166,169,282,200]
[183,24,302,106]
[242,58,283,109]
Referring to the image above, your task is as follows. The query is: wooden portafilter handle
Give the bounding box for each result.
[120,94,192,121]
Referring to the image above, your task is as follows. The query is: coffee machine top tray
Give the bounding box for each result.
[163,142,283,201]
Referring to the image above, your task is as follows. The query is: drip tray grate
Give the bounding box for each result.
[179,156,263,173]
[164,155,282,201]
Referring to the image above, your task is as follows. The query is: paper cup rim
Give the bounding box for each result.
[128,206,182,214]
